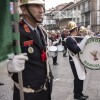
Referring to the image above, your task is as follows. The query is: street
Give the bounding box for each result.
[0,52,100,100]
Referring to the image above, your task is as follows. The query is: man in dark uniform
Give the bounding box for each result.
[66,21,90,100]
[49,32,59,65]
[61,28,68,57]
[7,0,53,100]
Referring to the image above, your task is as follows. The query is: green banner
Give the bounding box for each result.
[0,0,21,62]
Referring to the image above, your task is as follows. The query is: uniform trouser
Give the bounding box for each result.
[63,47,67,56]
[13,80,53,100]
[53,56,57,64]
[69,57,84,97]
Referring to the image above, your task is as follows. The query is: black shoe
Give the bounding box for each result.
[53,63,59,65]
[0,83,4,86]
[74,95,89,100]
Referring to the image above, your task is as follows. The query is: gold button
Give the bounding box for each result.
[28,86,30,88]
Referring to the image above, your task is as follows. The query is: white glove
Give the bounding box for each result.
[53,40,58,45]
[77,35,91,51]
[7,53,28,73]
[64,38,67,41]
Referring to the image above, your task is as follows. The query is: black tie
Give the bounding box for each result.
[34,30,40,39]
[33,30,43,47]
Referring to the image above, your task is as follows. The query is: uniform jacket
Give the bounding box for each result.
[49,36,60,46]
[12,19,53,88]
[61,33,67,48]
[66,37,81,54]
[66,37,86,80]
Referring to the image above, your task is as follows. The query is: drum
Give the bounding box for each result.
[48,46,58,57]
[79,38,100,70]
[57,45,64,52]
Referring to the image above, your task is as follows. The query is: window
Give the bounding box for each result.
[97,11,100,25]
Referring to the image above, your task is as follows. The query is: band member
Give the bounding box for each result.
[7,0,53,100]
[87,25,94,36]
[75,26,88,43]
[66,21,90,100]
[49,31,59,65]
[79,26,88,36]
[61,28,68,57]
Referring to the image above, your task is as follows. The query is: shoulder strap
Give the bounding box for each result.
[38,25,51,79]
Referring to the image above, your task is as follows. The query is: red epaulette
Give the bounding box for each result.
[20,20,30,33]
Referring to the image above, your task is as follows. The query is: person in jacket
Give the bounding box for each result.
[7,0,53,100]
[66,21,90,100]
[61,28,68,57]
[49,31,59,65]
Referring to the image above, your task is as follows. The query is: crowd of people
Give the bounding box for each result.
[47,21,97,100]
[47,23,96,64]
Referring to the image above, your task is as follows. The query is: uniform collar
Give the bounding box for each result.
[23,19,37,31]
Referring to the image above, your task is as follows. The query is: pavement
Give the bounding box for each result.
[0,52,100,100]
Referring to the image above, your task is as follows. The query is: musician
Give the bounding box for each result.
[87,25,94,36]
[75,26,88,43]
[61,28,68,57]
[79,26,88,36]
[49,31,59,65]
[7,0,53,100]
[66,21,90,100]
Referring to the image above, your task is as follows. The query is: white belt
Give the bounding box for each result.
[14,82,47,93]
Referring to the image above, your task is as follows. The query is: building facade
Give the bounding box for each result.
[44,0,100,32]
